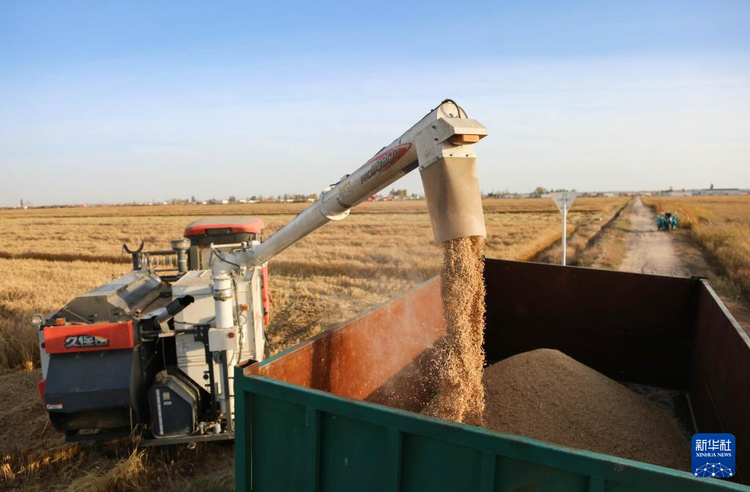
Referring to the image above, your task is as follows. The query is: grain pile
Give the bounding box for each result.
[482,349,690,469]
[415,236,689,470]
[423,236,486,426]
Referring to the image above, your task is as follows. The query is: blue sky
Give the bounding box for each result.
[1,1,749,206]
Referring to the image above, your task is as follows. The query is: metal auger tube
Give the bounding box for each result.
[230,99,489,270]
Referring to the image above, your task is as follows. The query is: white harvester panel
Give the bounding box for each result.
[171,270,253,400]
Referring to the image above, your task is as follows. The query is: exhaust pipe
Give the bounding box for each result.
[171,238,191,274]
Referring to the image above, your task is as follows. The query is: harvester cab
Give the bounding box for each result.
[35,99,489,445]
[183,216,264,269]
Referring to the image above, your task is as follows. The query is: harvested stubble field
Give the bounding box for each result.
[643,195,750,307]
[0,197,625,491]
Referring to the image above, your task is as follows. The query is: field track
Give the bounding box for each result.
[621,198,696,276]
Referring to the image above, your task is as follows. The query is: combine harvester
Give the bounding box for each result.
[36,101,748,490]
[35,99,486,444]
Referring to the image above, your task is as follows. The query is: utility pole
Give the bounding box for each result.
[562,202,568,265]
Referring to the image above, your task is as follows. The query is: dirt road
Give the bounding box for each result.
[620,198,693,276]
[619,197,749,336]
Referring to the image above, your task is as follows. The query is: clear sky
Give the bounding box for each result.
[1,1,749,206]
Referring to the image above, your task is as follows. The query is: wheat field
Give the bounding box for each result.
[0,197,626,370]
[0,197,626,491]
[643,195,750,307]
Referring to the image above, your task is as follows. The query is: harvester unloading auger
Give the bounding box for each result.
[35,100,489,444]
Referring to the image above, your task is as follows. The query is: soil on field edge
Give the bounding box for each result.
[0,368,65,460]
[0,368,235,491]
[574,199,633,270]
[531,199,630,266]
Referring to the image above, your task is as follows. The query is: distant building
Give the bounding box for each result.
[693,188,745,196]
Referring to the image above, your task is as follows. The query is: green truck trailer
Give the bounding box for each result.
[235,259,750,491]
